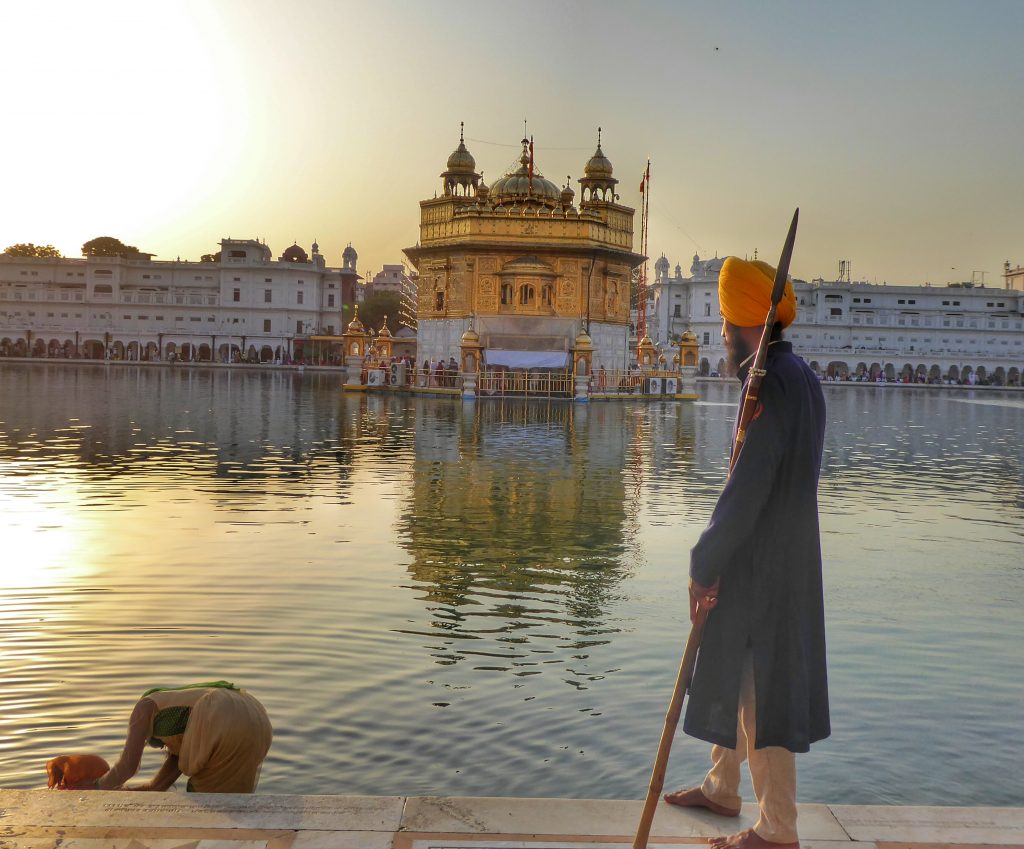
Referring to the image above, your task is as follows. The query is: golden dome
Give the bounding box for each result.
[574,330,594,350]
[377,316,393,338]
[560,177,575,206]
[489,138,561,204]
[584,128,614,178]
[346,305,366,334]
[445,122,476,172]
[680,330,698,343]
[446,141,476,172]
[461,327,481,345]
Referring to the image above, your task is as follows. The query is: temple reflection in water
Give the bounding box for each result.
[392,397,646,671]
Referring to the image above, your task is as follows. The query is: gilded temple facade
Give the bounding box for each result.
[404,127,645,372]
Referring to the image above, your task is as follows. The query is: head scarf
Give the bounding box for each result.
[718,257,797,328]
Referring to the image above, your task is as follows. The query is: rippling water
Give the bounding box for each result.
[0,363,1021,804]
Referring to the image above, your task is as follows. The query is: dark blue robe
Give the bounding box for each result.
[683,341,830,753]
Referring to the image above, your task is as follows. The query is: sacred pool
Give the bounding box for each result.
[0,363,1021,805]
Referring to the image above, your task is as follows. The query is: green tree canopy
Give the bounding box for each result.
[358,291,403,335]
[4,243,62,258]
[81,236,150,259]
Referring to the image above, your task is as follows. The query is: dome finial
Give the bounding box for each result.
[597,126,602,148]
[460,120,464,143]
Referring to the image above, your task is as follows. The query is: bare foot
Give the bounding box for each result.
[663,786,741,817]
[708,828,798,849]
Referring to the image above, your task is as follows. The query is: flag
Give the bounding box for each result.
[639,160,650,193]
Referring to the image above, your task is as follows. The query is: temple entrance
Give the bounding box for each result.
[477,349,572,398]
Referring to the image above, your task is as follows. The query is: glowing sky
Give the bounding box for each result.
[3,0,1022,286]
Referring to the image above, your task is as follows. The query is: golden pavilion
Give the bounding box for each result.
[404,126,645,373]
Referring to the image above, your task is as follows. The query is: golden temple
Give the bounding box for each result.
[404,125,645,373]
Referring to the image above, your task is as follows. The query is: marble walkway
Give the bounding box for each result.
[1,791,1022,849]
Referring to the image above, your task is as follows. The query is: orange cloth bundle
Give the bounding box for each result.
[46,754,110,789]
[718,257,796,328]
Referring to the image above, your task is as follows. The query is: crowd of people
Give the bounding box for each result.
[821,370,1012,386]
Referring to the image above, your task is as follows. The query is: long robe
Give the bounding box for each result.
[683,341,830,754]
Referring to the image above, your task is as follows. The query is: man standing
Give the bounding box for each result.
[664,257,829,849]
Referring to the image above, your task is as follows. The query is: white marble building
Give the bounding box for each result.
[650,253,1024,385]
[0,239,359,362]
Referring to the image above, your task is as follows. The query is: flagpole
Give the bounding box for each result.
[528,135,534,196]
[639,159,651,337]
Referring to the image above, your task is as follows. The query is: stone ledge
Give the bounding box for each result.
[1,791,1021,849]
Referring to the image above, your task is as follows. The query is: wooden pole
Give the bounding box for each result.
[632,605,710,849]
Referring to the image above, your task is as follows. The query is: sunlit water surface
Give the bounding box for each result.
[0,364,1021,804]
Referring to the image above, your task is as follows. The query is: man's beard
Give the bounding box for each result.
[725,333,754,377]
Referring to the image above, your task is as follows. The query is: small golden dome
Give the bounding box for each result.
[461,327,481,345]
[560,176,575,205]
[584,128,614,178]
[574,330,594,349]
[377,316,393,338]
[346,305,366,334]
[680,330,698,343]
[638,334,654,347]
[445,122,476,172]
[447,141,476,172]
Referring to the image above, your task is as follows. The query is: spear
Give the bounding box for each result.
[631,208,800,849]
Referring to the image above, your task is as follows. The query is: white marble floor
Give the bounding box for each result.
[0,791,1021,849]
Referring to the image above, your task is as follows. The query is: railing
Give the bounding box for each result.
[409,366,461,389]
[591,368,645,395]
[477,369,573,398]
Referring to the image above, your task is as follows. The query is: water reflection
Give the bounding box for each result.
[396,400,635,678]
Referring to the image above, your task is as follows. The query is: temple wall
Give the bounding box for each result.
[416,317,470,366]
[588,321,630,372]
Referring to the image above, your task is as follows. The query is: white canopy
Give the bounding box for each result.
[484,349,569,369]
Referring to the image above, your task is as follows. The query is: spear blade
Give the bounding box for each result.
[772,208,800,306]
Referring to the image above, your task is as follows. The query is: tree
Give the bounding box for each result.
[200,252,221,263]
[358,292,403,335]
[4,243,62,258]
[81,236,150,259]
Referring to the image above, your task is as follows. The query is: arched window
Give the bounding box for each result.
[501,282,513,305]
[519,284,535,306]
[541,283,554,307]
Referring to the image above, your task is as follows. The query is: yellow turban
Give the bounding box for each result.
[718,257,797,328]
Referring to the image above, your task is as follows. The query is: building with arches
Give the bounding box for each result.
[404,126,645,372]
[0,238,360,363]
[650,254,1024,385]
